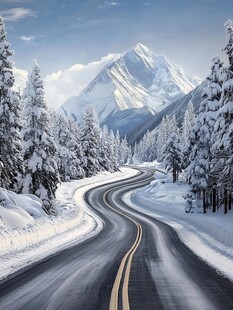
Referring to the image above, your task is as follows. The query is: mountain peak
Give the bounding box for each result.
[134,43,151,53]
[127,43,154,59]
[60,44,201,124]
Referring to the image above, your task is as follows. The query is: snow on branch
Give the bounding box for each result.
[224,19,233,34]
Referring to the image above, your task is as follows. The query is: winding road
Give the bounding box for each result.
[0,167,233,310]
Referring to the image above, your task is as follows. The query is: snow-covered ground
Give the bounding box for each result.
[124,163,233,281]
[0,167,138,280]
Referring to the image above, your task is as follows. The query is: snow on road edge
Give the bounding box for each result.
[0,167,138,280]
[123,167,233,282]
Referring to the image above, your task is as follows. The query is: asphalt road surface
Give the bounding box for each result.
[0,167,233,310]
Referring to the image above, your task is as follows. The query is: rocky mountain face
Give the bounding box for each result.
[59,43,201,125]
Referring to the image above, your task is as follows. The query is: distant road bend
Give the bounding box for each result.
[0,167,233,310]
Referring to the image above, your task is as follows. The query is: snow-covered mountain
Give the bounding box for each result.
[126,81,206,145]
[60,43,201,123]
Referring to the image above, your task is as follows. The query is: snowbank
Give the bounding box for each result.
[0,189,46,230]
[124,166,233,281]
[0,167,138,280]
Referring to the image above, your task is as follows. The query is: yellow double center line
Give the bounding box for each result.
[102,175,152,310]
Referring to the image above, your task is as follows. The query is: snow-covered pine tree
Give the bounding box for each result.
[80,106,101,177]
[186,88,209,212]
[135,130,156,163]
[109,129,118,171]
[203,57,225,211]
[0,17,24,191]
[162,133,183,182]
[67,117,84,179]
[167,115,179,136]
[22,61,59,201]
[53,114,80,181]
[132,141,138,163]
[185,57,224,213]
[156,117,167,161]
[157,115,179,161]
[135,134,145,163]
[212,20,233,212]
[99,125,112,172]
[181,101,196,147]
[119,136,131,164]
[145,131,156,162]
[114,130,121,166]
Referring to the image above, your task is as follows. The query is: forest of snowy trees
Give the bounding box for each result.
[0,17,132,207]
[134,20,233,214]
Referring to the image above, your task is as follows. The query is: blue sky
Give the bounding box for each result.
[1,0,233,78]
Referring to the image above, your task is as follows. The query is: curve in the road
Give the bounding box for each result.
[0,168,154,310]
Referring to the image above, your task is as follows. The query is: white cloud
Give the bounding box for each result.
[13,67,28,92]
[14,53,116,110]
[106,1,119,6]
[98,1,119,8]
[17,35,35,41]
[44,53,115,110]
[0,8,36,22]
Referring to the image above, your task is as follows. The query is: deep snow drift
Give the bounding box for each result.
[0,190,46,230]
[125,164,233,281]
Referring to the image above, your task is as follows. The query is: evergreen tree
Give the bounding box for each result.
[67,117,84,179]
[211,20,233,212]
[53,115,80,181]
[213,21,233,188]
[0,17,24,191]
[186,89,209,212]
[22,62,59,201]
[181,101,196,147]
[109,129,118,171]
[99,125,112,172]
[135,130,156,163]
[162,133,183,183]
[157,115,179,161]
[186,57,224,212]
[156,117,167,161]
[80,106,101,177]
[114,130,121,166]
[119,136,131,164]
[204,57,225,211]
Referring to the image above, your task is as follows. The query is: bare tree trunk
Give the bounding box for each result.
[203,189,206,214]
[228,191,232,211]
[213,187,216,213]
[224,187,228,214]
[206,191,209,207]
[32,172,36,195]
[172,157,176,183]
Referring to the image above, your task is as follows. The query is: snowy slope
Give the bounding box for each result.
[126,81,206,145]
[102,106,155,137]
[60,44,201,123]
